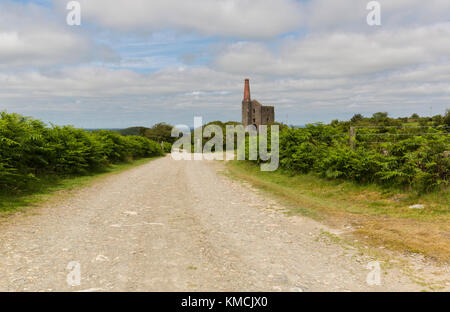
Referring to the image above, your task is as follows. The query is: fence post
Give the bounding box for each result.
[349,127,356,150]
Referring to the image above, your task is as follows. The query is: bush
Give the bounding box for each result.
[0,112,163,191]
[248,121,449,192]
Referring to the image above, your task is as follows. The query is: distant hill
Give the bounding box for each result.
[117,123,177,144]
[117,127,148,136]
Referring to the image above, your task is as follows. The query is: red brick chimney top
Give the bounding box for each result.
[243,78,251,102]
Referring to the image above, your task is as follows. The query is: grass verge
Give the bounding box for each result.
[0,157,161,218]
[225,161,450,263]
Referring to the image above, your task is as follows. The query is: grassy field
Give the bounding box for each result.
[225,161,450,263]
[0,157,161,218]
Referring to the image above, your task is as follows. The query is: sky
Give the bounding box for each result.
[1,0,450,128]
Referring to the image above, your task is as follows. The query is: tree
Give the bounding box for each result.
[444,109,450,126]
[351,114,364,123]
[411,113,419,119]
[330,119,340,127]
[372,112,388,122]
[142,123,176,144]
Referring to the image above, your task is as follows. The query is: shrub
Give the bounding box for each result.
[0,112,163,191]
[249,121,449,192]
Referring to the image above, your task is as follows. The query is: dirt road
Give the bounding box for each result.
[0,156,447,291]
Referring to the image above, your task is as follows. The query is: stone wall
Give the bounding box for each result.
[261,106,275,124]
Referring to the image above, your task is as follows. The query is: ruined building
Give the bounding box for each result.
[241,79,274,128]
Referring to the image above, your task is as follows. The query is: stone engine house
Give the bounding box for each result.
[241,79,274,128]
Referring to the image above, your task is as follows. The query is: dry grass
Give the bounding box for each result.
[225,161,450,263]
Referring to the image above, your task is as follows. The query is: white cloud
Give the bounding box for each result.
[1,61,449,127]
[0,1,117,69]
[62,0,303,38]
[51,0,450,37]
[1,0,450,127]
[214,23,450,78]
[0,66,237,99]
[303,0,450,31]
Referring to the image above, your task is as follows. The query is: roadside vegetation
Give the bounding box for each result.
[0,112,165,214]
[257,111,449,192]
[227,111,450,262]
[118,123,175,153]
[191,113,449,193]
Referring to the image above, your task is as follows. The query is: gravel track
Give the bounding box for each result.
[0,155,447,292]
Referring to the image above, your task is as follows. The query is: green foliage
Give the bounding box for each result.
[244,113,449,192]
[161,141,172,153]
[351,114,364,123]
[372,112,389,122]
[142,123,177,144]
[117,127,146,136]
[276,122,450,192]
[190,121,241,152]
[444,109,450,127]
[119,123,177,145]
[0,112,163,192]
[191,121,286,153]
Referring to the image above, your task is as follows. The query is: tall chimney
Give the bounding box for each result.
[243,78,251,102]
